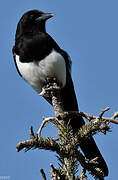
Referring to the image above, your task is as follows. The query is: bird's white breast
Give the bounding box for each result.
[15,49,66,93]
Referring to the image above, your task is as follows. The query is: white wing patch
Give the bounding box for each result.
[15,49,66,93]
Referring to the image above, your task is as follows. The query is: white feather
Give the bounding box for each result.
[15,49,66,93]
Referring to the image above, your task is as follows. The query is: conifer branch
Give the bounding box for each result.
[16,84,117,179]
[16,130,60,153]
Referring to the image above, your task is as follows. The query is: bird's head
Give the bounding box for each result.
[15,10,53,39]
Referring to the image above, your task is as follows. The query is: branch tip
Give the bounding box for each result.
[50,163,55,170]
[40,168,47,180]
[99,107,110,119]
[113,111,118,119]
[30,126,35,139]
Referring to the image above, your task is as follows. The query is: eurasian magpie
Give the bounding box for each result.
[12,10,108,177]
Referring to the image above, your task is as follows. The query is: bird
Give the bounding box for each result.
[12,9,108,177]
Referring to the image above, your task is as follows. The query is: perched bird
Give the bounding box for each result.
[13,10,108,177]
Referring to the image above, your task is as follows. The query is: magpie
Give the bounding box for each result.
[12,10,108,177]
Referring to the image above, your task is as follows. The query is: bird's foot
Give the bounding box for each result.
[40,77,60,97]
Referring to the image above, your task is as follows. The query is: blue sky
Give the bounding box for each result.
[0,0,118,179]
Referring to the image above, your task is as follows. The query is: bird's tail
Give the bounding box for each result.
[79,130,109,177]
[60,70,108,177]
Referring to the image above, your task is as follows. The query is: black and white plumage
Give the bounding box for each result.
[12,10,108,177]
[15,49,66,94]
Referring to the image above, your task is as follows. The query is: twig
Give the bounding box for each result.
[16,128,60,152]
[67,110,118,125]
[98,107,110,119]
[112,111,118,119]
[30,126,35,139]
[50,164,64,180]
[40,168,47,180]
[79,111,118,124]
[37,117,57,137]
[60,108,118,125]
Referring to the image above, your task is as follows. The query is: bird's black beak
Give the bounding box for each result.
[36,13,54,21]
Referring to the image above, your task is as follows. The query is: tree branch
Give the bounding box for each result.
[16,84,117,179]
[16,127,60,153]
